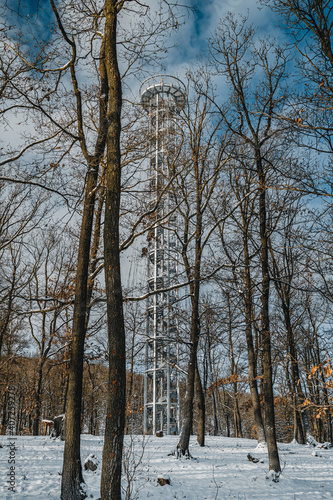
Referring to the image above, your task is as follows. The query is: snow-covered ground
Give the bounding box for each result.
[1,434,333,499]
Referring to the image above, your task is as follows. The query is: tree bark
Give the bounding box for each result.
[225,292,243,439]
[58,1,108,493]
[85,164,106,329]
[100,2,125,499]
[1,390,8,435]
[177,320,199,456]
[269,238,313,445]
[243,227,266,445]
[177,182,202,456]
[206,326,219,436]
[61,158,99,500]
[0,258,16,361]
[177,246,200,455]
[223,388,231,437]
[33,360,44,436]
[285,305,312,443]
[257,155,281,473]
[195,358,205,446]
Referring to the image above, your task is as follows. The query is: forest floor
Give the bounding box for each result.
[1,434,333,499]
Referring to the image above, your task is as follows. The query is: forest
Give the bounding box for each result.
[1,0,333,499]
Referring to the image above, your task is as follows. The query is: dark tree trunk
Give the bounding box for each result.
[62,370,69,415]
[0,262,16,361]
[270,245,312,445]
[195,358,205,446]
[87,364,97,436]
[223,388,230,437]
[177,324,198,456]
[177,252,200,455]
[61,159,99,499]
[285,306,312,443]
[57,0,108,492]
[100,2,125,499]
[292,393,305,444]
[29,413,33,434]
[33,361,44,436]
[211,391,219,436]
[85,164,106,329]
[234,390,243,438]
[226,293,243,439]
[311,310,333,442]
[242,223,266,445]
[207,334,219,436]
[257,156,281,474]
[1,390,8,435]
[177,200,202,456]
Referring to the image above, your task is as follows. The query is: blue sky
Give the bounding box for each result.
[168,1,279,66]
[5,0,282,72]
[3,0,293,121]
[4,0,55,55]
[5,0,54,30]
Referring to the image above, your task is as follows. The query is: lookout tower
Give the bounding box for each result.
[140,75,186,435]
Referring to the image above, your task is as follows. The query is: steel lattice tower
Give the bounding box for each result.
[140,75,186,435]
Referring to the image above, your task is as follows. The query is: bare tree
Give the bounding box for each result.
[214,147,267,446]
[100,2,189,499]
[2,1,189,497]
[172,70,229,455]
[24,229,76,436]
[208,14,293,475]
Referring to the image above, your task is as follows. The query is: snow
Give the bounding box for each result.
[1,435,333,499]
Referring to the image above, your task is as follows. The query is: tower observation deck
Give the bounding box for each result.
[140,76,186,435]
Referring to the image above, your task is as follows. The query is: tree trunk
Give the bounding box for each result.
[177,333,198,455]
[206,330,219,436]
[226,293,243,439]
[33,361,44,436]
[62,370,69,415]
[233,383,242,438]
[100,2,125,499]
[0,261,16,361]
[61,160,99,500]
[223,388,230,437]
[312,310,332,442]
[177,218,201,455]
[177,152,203,457]
[282,299,313,443]
[292,393,305,444]
[1,390,7,435]
[243,228,266,445]
[177,269,200,456]
[258,156,281,474]
[85,164,106,329]
[58,0,108,491]
[195,358,205,446]
[268,234,311,446]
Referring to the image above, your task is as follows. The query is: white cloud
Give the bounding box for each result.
[145,0,286,84]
